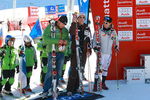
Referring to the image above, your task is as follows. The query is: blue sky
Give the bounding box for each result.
[0,0,78,10]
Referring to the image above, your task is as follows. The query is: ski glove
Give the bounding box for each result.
[16,65,19,73]
[34,62,37,69]
[19,50,24,56]
[115,45,119,52]
[0,50,5,57]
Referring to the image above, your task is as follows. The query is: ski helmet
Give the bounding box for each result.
[104,16,112,23]
[5,35,15,45]
[23,35,32,43]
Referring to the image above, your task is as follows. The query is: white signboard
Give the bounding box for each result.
[136,19,150,29]
[118,31,133,41]
[118,7,132,17]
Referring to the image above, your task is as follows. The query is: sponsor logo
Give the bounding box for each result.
[118,7,132,17]
[103,0,110,16]
[136,19,150,29]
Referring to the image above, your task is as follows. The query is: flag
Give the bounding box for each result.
[78,0,90,24]
[0,28,2,37]
[30,19,43,39]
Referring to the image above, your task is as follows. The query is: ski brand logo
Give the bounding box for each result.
[136,19,150,29]
[118,7,132,17]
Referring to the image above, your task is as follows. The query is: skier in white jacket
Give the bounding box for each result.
[93,16,119,90]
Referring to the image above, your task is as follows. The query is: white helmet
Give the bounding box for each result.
[23,35,32,43]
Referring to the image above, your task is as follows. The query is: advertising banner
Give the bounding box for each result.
[28,7,39,17]
[45,5,56,15]
[91,0,150,80]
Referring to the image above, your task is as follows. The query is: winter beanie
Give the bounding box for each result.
[59,16,68,25]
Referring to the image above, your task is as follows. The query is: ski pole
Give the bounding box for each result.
[115,51,119,90]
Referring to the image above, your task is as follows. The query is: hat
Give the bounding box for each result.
[104,16,112,23]
[58,16,68,25]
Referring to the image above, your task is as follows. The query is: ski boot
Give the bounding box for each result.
[39,92,49,98]
[2,89,13,96]
[67,91,72,96]
[102,83,109,90]
[59,77,66,84]
[0,92,3,97]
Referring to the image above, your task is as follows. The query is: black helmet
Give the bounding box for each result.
[104,16,112,23]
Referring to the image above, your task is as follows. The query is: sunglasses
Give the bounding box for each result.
[104,22,110,24]
[79,16,85,19]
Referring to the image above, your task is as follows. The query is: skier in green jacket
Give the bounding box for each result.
[40,16,70,97]
[0,35,19,97]
[19,35,37,93]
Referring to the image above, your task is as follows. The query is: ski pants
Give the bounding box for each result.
[26,67,33,88]
[0,70,15,92]
[101,54,112,77]
[67,50,80,92]
[41,57,48,83]
[43,52,64,93]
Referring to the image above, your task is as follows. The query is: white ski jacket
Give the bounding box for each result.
[93,28,119,55]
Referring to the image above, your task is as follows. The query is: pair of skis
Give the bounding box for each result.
[93,16,103,92]
[72,13,84,94]
[75,22,84,94]
[51,20,58,100]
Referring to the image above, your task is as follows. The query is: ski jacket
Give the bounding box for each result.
[0,45,19,70]
[69,22,92,52]
[93,28,119,55]
[37,39,48,58]
[43,23,69,53]
[19,45,37,67]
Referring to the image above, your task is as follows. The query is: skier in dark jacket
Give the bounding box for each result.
[93,16,119,90]
[67,13,92,95]
[0,35,19,97]
[19,35,37,93]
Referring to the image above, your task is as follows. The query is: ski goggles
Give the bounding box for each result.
[78,16,85,19]
[103,21,111,25]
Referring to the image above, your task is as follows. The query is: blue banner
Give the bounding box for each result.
[45,5,56,15]
[57,4,65,13]
[30,19,43,39]
[78,0,90,24]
